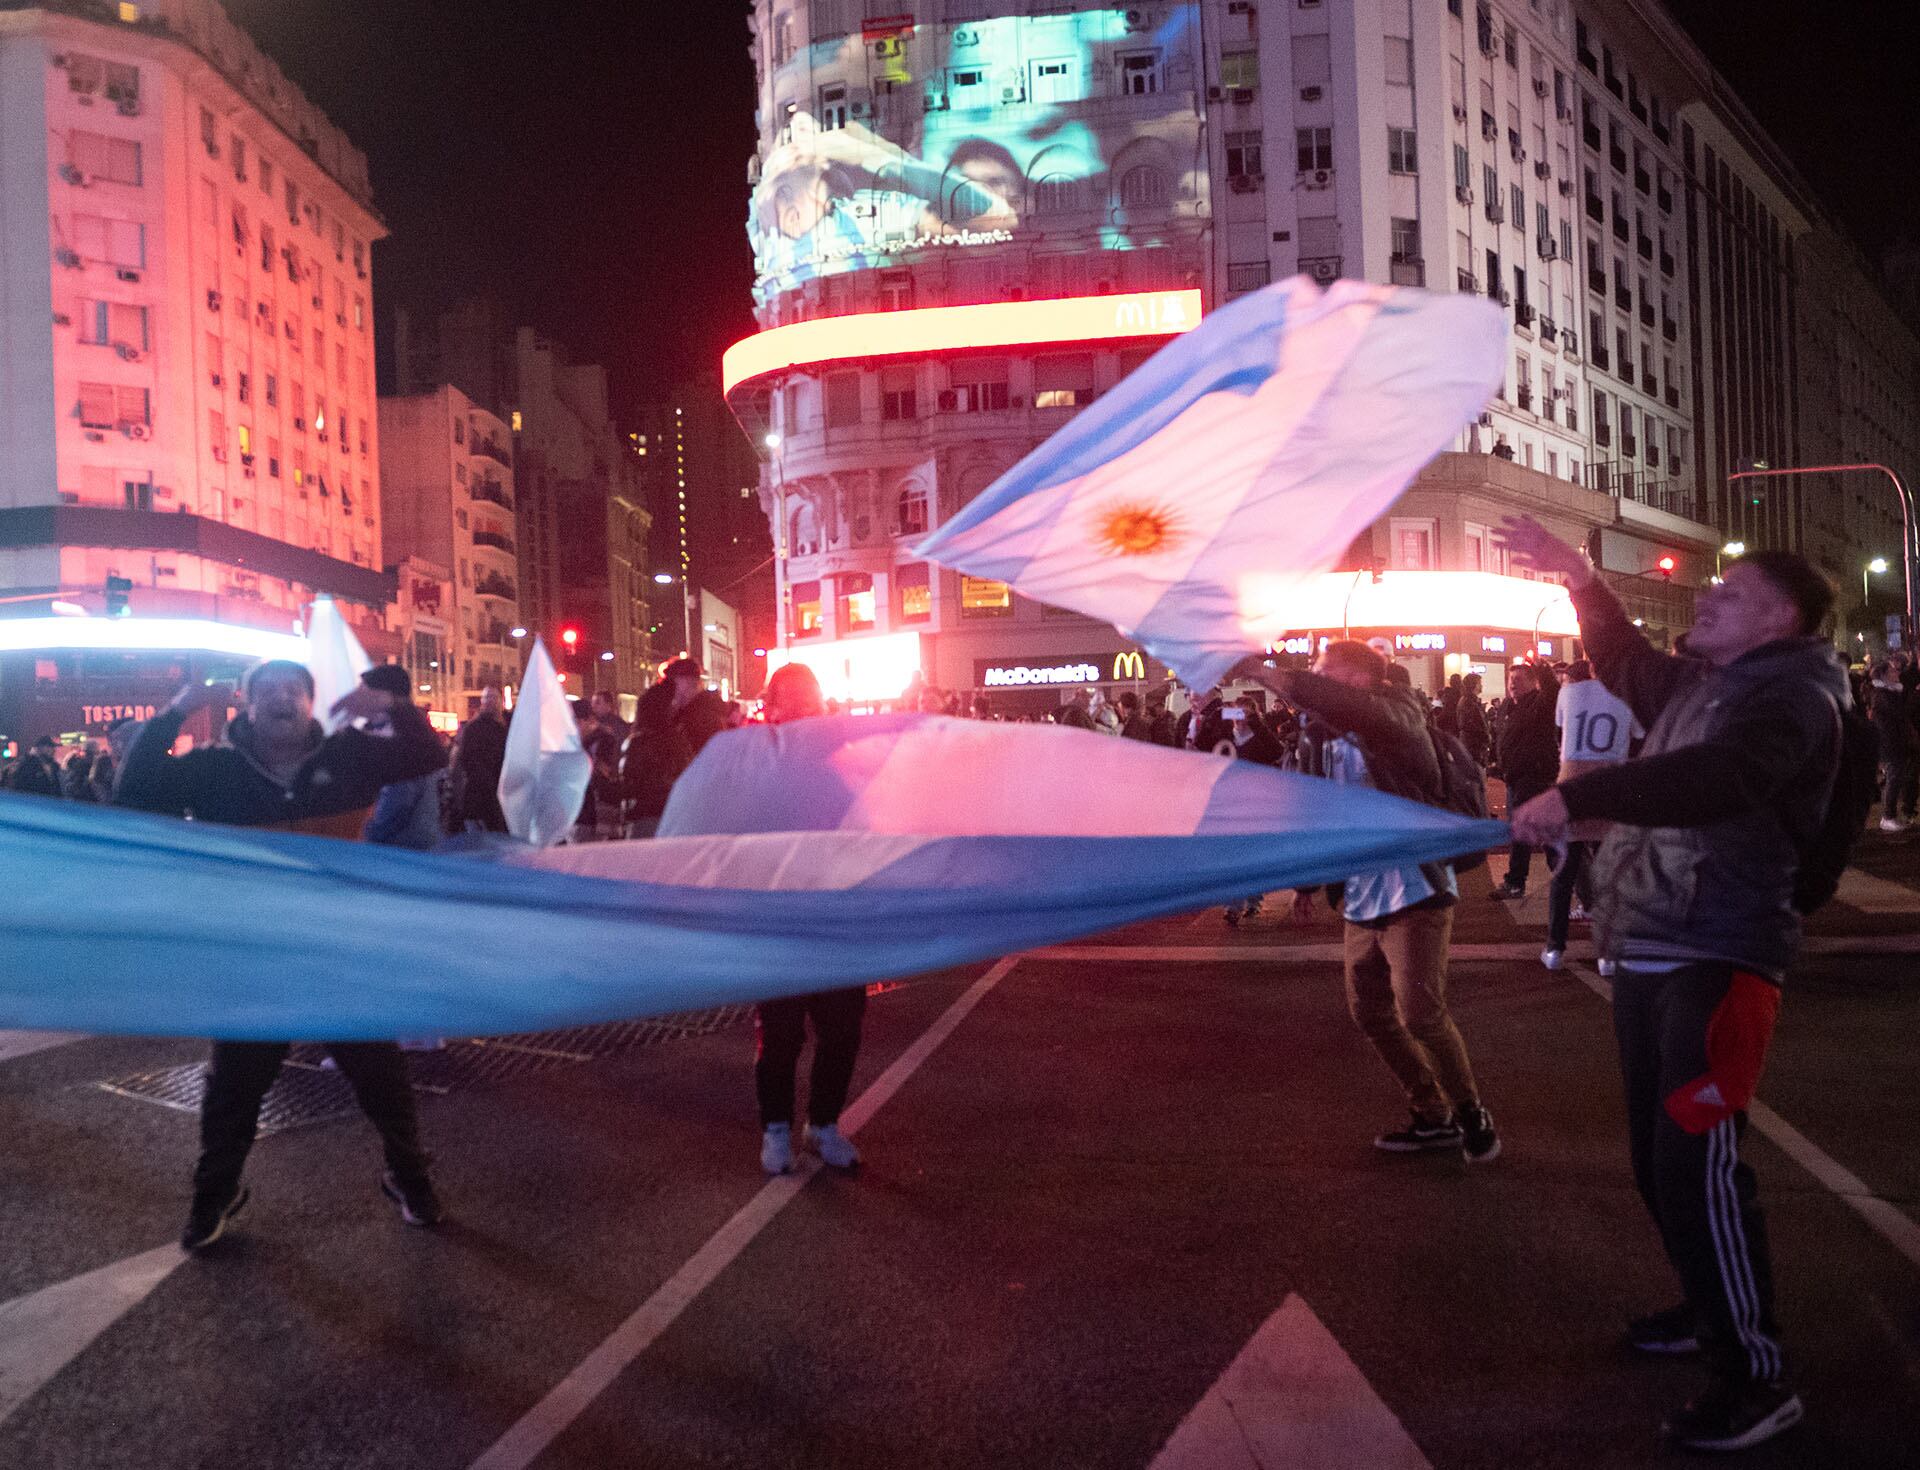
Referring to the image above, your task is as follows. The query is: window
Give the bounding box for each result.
[77,383,117,429]
[265,373,278,407]
[114,386,149,427]
[791,580,822,636]
[70,214,144,268]
[285,179,299,228]
[838,573,876,632]
[238,371,251,404]
[946,358,1010,412]
[1034,353,1094,407]
[898,562,932,622]
[1033,174,1086,215]
[1296,127,1333,171]
[258,155,273,198]
[1388,127,1417,174]
[231,136,248,183]
[268,437,281,477]
[1119,52,1160,95]
[960,575,1013,618]
[817,82,848,130]
[209,408,226,448]
[1221,48,1258,91]
[80,300,148,349]
[1391,216,1419,260]
[1227,260,1271,294]
[1031,58,1074,104]
[124,477,152,512]
[70,132,141,185]
[1118,165,1170,207]
[1226,130,1263,180]
[1390,518,1436,569]
[1454,144,1470,191]
[897,483,929,536]
[825,372,862,427]
[881,365,917,421]
[200,107,219,157]
[1384,37,1412,86]
[1510,183,1524,225]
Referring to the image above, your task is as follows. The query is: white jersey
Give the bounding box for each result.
[1556,679,1642,764]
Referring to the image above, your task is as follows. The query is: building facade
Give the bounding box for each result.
[0,0,386,742]
[378,384,521,717]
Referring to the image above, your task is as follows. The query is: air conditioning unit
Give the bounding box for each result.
[126,423,149,440]
[1537,237,1558,259]
[1124,7,1153,32]
[116,268,140,283]
[55,247,81,268]
[211,373,224,388]
[1563,332,1580,354]
[923,92,947,111]
[1228,0,1253,12]
[116,97,140,117]
[59,163,85,186]
[1301,168,1333,189]
[1486,201,1504,223]
[1452,104,1468,122]
[1498,288,1512,306]
[207,290,222,311]
[85,430,106,442]
[1206,85,1223,101]
[1478,411,1494,427]
[1307,257,1340,284]
[293,416,306,430]
[1300,85,1322,102]
[1533,78,1550,97]
[1558,178,1573,196]
[849,100,871,118]
[1535,161,1551,180]
[1455,186,1474,204]
[212,446,228,463]
[116,343,141,361]
[1001,85,1024,104]
[1557,102,1574,120]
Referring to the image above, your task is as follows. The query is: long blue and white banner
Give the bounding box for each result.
[0,719,1503,1041]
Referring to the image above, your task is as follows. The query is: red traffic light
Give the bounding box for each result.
[560,626,580,648]
[1656,554,1677,579]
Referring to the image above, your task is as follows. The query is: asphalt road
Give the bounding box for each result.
[2,843,1917,1468]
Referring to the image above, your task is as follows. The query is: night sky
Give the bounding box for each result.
[219,0,1915,424]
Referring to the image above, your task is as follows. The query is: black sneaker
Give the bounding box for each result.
[1374,1114,1464,1152]
[1626,1302,1702,1356]
[180,1186,249,1252]
[1489,882,1526,900]
[1665,1376,1804,1452]
[1459,1105,1502,1163]
[381,1172,444,1227]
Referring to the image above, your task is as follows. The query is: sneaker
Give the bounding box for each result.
[1879,817,1904,833]
[1596,957,1618,978]
[1569,902,1590,922]
[380,1171,444,1227]
[803,1122,861,1170]
[1540,947,1566,971]
[1459,1105,1502,1164]
[1626,1302,1702,1357]
[1489,882,1526,901]
[1373,1114,1463,1152]
[1222,907,1241,928]
[1664,1376,1804,1452]
[760,1122,794,1175]
[180,1186,249,1252]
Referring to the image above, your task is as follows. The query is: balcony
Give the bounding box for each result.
[1612,215,1629,243]
[471,480,514,512]
[1586,194,1605,223]
[1640,301,1655,328]
[1515,301,1536,329]
[1634,168,1650,195]
[1637,234,1654,261]
[1642,370,1658,393]
[475,622,512,647]
[1389,257,1426,287]
[469,435,510,466]
[471,528,516,555]
[1596,423,1612,447]
[1517,385,1534,411]
[1540,316,1559,343]
[1662,316,1678,342]
[1609,144,1626,173]
[1659,252,1676,276]
[1583,122,1601,151]
[1622,435,1639,459]
[1588,266,1607,294]
[1657,187,1673,213]
[473,572,517,601]
[1666,386,1681,409]
[1615,283,1632,309]
[1592,347,1611,371]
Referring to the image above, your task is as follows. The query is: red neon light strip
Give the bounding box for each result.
[722,289,1204,396]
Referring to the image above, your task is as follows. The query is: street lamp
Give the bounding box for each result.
[1866,556,1889,605]
[653,573,673,586]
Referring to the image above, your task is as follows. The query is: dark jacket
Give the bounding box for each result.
[622,684,730,822]
[1497,687,1561,795]
[1867,682,1917,760]
[1558,577,1849,980]
[1455,693,1490,766]
[116,700,445,837]
[1147,709,1177,746]
[9,752,64,798]
[450,711,511,830]
[1270,672,1442,804]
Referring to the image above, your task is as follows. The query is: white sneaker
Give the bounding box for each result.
[760,1123,794,1175]
[803,1122,861,1170]
[1540,948,1565,971]
[1880,817,1905,833]
[1569,902,1590,922]
[1597,958,1618,978]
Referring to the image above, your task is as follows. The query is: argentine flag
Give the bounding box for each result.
[915,277,1508,690]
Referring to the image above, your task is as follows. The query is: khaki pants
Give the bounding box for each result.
[1343,905,1481,1122]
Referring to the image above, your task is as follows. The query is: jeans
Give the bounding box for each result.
[1613,963,1785,1384]
[755,987,868,1128]
[1882,751,1911,820]
[193,1041,431,1202]
[1342,906,1480,1123]
[1503,781,1550,888]
[1546,842,1596,951]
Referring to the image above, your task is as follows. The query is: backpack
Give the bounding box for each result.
[1427,725,1493,872]
[1792,694,1878,915]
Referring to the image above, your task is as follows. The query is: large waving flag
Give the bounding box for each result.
[305,594,372,734]
[498,637,591,848]
[915,277,1507,690]
[0,719,1503,1040]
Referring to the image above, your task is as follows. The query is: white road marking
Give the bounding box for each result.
[1834,866,1920,913]
[0,1031,87,1065]
[467,958,1021,1470]
[0,1245,183,1429]
[1034,934,1920,962]
[1147,1294,1431,1470]
[1566,964,1920,1273]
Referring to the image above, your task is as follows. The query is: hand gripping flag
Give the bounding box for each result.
[304,594,372,734]
[497,638,591,848]
[914,277,1508,690]
[0,718,1504,1040]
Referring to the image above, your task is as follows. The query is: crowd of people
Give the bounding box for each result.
[0,517,1887,1452]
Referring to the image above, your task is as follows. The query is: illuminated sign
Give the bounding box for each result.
[1111,650,1147,681]
[722,290,1203,395]
[81,702,157,725]
[1272,636,1318,656]
[980,660,1101,689]
[427,710,461,734]
[1244,571,1581,639]
[1481,635,1507,654]
[0,616,308,661]
[769,630,924,704]
[1395,632,1448,651]
[1536,639,1556,658]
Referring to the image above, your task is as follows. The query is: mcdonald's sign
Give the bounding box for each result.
[1111,650,1147,682]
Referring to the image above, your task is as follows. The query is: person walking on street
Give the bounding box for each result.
[1504,515,1842,1453]
[622,657,729,836]
[1455,672,1490,768]
[1489,664,1562,900]
[1541,660,1640,970]
[9,736,65,797]
[1240,642,1500,1163]
[115,660,450,1250]
[1865,660,1915,830]
[450,683,511,833]
[1117,690,1151,741]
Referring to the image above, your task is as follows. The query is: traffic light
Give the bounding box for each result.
[560,625,580,651]
[1656,554,1676,581]
[105,574,133,617]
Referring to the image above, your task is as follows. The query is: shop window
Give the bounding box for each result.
[1034,352,1094,409]
[961,575,1013,618]
[838,573,876,632]
[791,580,822,637]
[898,563,931,623]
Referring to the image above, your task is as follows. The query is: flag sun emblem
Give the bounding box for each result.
[1093,502,1181,557]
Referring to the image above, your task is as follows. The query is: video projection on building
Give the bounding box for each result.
[749,6,1205,302]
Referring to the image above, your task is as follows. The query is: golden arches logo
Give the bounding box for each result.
[1112,651,1147,681]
